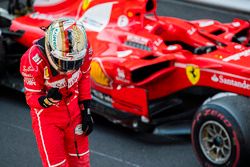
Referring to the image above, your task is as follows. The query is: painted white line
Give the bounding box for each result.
[90,150,141,167]
[0,121,31,132]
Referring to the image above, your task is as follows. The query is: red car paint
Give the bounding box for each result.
[8,0,250,124]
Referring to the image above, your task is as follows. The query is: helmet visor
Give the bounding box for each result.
[51,56,83,72]
[47,44,84,72]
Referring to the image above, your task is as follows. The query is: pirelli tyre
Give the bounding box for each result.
[191,93,250,167]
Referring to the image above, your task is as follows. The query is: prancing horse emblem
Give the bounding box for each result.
[186,65,200,85]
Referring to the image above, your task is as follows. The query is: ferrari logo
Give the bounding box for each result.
[186,65,200,85]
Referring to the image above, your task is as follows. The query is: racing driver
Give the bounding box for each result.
[20,18,94,167]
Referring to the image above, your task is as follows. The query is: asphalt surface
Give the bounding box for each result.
[0,1,249,167]
[0,86,197,167]
[159,0,249,21]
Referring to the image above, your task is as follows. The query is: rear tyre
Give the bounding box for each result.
[191,93,250,167]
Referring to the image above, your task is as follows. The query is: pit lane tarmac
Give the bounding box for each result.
[0,86,199,167]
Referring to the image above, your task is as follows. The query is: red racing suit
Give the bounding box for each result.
[20,38,92,167]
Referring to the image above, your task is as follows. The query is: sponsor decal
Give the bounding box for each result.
[211,74,250,90]
[186,65,200,85]
[75,124,83,135]
[117,68,125,80]
[187,27,196,35]
[127,35,149,45]
[44,66,50,79]
[68,70,80,88]
[204,109,232,127]
[21,72,33,77]
[51,27,59,49]
[116,68,129,83]
[88,47,93,55]
[45,70,80,88]
[32,54,42,64]
[144,24,154,31]
[24,77,36,86]
[22,65,37,72]
[92,89,112,103]
[153,38,163,46]
[176,62,250,83]
[223,49,250,62]
[46,78,67,88]
[117,15,129,27]
[22,65,37,77]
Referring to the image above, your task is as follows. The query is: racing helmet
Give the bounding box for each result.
[45,18,88,72]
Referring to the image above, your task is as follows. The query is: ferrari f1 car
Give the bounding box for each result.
[0,0,250,166]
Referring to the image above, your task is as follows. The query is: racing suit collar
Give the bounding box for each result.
[50,64,59,76]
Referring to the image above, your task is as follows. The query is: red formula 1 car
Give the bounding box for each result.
[1,0,250,166]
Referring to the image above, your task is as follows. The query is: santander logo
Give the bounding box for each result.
[211,74,219,82]
[211,74,250,90]
[45,70,80,88]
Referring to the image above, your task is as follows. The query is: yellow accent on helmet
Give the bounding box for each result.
[83,0,91,10]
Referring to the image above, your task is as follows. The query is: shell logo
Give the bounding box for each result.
[90,61,111,87]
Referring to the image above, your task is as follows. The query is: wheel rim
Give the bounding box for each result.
[199,120,232,165]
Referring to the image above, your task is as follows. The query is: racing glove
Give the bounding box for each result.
[79,100,94,136]
[38,88,62,108]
